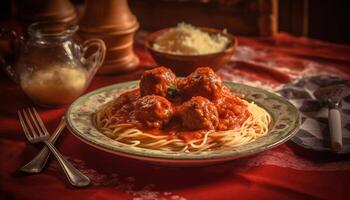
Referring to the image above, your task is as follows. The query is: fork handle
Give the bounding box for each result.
[21,117,66,173]
[43,141,91,187]
[329,108,343,152]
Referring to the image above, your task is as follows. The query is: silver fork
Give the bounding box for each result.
[20,116,66,173]
[18,107,90,187]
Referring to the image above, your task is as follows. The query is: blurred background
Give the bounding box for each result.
[0,0,349,44]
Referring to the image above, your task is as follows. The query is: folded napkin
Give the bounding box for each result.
[278,75,350,153]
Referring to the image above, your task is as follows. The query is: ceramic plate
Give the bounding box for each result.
[66,81,300,166]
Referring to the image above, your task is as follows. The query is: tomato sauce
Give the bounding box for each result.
[108,67,250,141]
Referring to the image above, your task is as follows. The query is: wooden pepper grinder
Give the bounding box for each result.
[15,0,77,25]
[79,0,139,74]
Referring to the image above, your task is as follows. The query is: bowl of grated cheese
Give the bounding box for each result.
[145,23,237,76]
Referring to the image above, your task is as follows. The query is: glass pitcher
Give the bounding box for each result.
[0,22,106,107]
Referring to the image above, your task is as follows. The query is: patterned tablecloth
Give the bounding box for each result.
[1,29,350,200]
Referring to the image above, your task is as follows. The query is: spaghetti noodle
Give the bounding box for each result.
[93,67,271,153]
[94,100,271,152]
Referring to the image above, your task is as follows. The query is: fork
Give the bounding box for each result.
[18,107,91,187]
[20,116,66,173]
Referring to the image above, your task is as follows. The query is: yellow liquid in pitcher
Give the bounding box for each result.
[20,64,87,106]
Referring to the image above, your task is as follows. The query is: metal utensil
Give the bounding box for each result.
[18,107,90,187]
[21,116,66,173]
[314,84,346,152]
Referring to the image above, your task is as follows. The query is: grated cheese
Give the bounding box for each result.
[152,23,230,55]
[20,65,87,105]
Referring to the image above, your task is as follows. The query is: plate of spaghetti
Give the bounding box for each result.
[66,67,300,166]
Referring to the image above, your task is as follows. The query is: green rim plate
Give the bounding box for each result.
[66,81,300,166]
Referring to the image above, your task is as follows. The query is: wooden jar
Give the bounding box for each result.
[79,0,139,74]
[15,0,77,25]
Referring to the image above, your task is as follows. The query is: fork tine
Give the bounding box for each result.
[27,108,44,137]
[32,107,50,137]
[22,108,39,138]
[18,110,33,141]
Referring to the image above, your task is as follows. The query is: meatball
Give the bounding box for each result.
[134,95,173,129]
[179,96,219,130]
[140,67,177,97]
[111,89,140,111]
[215,95,250,130]
[178,67,223,100]
[109,90,140,124]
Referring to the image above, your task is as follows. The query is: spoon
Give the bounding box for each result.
[314,84,347,152]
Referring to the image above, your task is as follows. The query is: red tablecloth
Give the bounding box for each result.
[1,30,350,200]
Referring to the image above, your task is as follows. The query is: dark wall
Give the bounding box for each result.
[279,0,350,44]
[308,0,350,44]
[1,0,349,44]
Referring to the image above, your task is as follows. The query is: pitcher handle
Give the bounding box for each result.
[0,29,24,82]
[82,38,106,77]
